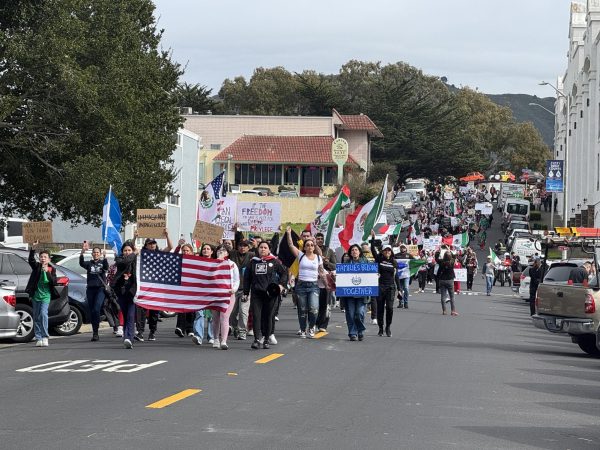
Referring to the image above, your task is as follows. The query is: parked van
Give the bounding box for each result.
[503,199,530,221]
[0,218,28,250]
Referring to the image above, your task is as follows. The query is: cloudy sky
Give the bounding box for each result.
[152,0,571,97]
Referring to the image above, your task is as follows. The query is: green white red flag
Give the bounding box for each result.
[309,185,350,248]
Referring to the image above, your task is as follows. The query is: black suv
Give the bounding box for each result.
[0,247,70,342]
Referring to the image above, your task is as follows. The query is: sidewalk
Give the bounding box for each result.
[535,207,562,231]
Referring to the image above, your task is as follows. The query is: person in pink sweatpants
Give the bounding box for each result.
[212,246,240,350]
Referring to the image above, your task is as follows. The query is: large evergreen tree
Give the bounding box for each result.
[0,0,183,224]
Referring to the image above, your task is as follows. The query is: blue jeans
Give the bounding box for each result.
[193,312,214,341]
[399,277,410,305]
[32,300,49,340]
[86,286,105,333]
[295,281,319,331]
[117,293,136,341]
[344,297,366,337]
[485,275,494,294]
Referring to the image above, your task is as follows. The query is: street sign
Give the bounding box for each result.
[546,160,564,193]
[331,138,349,185]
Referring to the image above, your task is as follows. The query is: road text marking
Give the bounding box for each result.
[146,389,202,409]
[16,360,167,373]
[255,353,284,364]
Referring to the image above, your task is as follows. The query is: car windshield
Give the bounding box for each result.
[510,223,528,230]
[406,182,424,190]
[507,204,529,215]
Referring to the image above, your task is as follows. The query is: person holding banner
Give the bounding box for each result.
[394,244,413,308]
[112,241,138,349]
[211,246,239,350]
[174,242,195,338]
[344,244,369,341]
[370,234,399,337]
[26,243,60,347]
[191,244,216,346]
[243,241,288,349]
[286,227,321,339]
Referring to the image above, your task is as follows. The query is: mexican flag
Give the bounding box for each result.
[409,219,423,245]
[339,176,388,250]
[442,235,454,246]
[489,247,501,265]
[310,185,351,248]
[452,232,469,247]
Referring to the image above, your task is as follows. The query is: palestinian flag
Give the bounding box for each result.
[452,232,469,248]
[376,223,402,236]
[397,259,428,278]
[489,247,501,265]
[339,176,388,250]
[442,235,454,246]
[310,185,351,248]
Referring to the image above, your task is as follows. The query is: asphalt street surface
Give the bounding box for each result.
[1,213,599,449]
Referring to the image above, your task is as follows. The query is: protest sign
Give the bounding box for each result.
[444,192,454,200]
[450,217,459,227]
[423,236,442,251]
[454,268,467,282]
[335,263,379,297]
[475,203,493,215]
[136,209,167,238]
[193,220,225,246]
[237,202,281,233]
[23,221,53,243]
[406,245,420,257]
[212,196,237,239]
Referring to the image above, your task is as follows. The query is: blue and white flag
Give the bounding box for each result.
[197,171,227,223]
[101,186,123,255]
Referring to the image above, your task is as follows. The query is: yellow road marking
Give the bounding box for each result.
[227,372,238,376]
[314,331,328,339]
[146,389,201,409]
[254,353,284,364]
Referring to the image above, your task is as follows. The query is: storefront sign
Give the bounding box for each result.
[335,263,379,297]
[237,202,281,233]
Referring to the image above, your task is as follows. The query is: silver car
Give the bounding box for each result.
[0,283,19,339]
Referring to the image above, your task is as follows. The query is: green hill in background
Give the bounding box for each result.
[487,94,555,149]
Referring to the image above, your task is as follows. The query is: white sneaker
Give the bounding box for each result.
[116,326,123,337]
[35,340,43,347]
[187,332,194,337]
[299,331,307,339]
[247,330,254,337]
[212,339,220,348]
[274,316,279,322]
[268,334,277,345]
[123,339,133,349]
[371,318,378,325]
[208,338,214,345]
[307,328,315,339]
[296,329,302,335]
[42,338,49,347]
[191,335,202,346]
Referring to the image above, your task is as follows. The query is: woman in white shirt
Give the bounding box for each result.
[286,226,322,338]
[211,246,240,350]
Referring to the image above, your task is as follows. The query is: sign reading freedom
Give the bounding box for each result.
[335,263,379,297]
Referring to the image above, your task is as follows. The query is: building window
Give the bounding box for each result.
[210,144,221,150]
[285,166,299,184]
[580,110,583,118]
[176,133,182,146]
[574,121,577,129]
[167,194,180,206]
[324,167,337,185]
[560,144,563,151]
[597,154,599,191]
[303,167,321,188]
[587,98,590,107]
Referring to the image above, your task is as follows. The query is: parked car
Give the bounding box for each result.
[0,247,71,342]
[53,265,89,336]
[252,187,274,196]
[55,250,115,278]
[392,192,417,210]
[279,190,299,198]
[489,171,516,182]
[518,266,531,300]
[50,248,81,264]
[403,179,427,199]
[0,282,19,339]
[459,172,485,182]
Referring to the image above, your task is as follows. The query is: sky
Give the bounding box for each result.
[152,0,571,98]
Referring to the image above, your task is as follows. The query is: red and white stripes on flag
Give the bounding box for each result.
[135,250,232,313]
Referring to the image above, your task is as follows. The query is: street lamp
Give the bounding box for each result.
[540,81,570,230]
[528,102,556,116]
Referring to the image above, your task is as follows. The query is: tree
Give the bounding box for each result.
[0,0,183,224]
[174,82,216,114]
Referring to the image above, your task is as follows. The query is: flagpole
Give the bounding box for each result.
[103,185,112,242]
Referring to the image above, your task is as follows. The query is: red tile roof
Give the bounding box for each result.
[214,135,358,165]
[333,109,383,137]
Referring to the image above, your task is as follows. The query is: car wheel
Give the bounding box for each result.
[13,304,35,343]
[54,306,82,336]
[160,311,177,318]
[576,335,600,357]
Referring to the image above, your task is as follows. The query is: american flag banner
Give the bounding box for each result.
[135,250,232,313]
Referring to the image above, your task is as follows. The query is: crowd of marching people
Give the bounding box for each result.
[28,178,511,349]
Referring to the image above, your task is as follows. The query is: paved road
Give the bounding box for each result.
[1,213,599,449]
